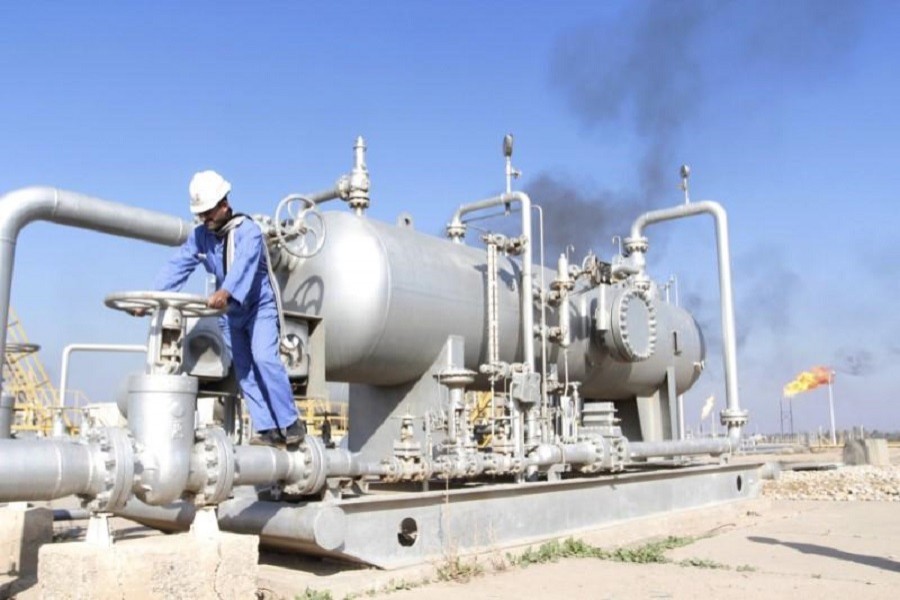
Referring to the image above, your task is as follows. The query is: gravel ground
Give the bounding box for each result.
[763,465,900,501]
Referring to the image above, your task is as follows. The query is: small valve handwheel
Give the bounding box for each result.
[104,291,224,318]
[274,194,326,258]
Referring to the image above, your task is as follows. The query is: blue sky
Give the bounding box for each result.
[2,0,898,434]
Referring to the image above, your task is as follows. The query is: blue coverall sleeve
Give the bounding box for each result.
[220,223,263,306]
[154,228,202,291]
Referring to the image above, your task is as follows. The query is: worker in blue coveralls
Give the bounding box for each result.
[152,170,304,448]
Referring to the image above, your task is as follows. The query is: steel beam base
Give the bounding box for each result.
[119,462,762,569]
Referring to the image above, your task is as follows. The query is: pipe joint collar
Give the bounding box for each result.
[720,408,749,429]
[623,236,648,256]
[83,427,135,512]
[283,436,327,496]
[446,219,466,242]
[195,427,235,505]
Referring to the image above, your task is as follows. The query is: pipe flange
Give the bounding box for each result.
[446,221,467,241]
[623,236,648,256]
[284,436,327,496]
[608,437,628,471]
[608,288,657,362]
[434,368,476,388]
[84,427,135,512]
[199,427,235,505]
[573,438,604,474]
[720,408,749,429]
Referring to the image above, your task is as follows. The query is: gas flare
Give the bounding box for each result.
[783,366,834,398]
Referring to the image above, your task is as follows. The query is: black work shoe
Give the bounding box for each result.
[249,429,283,448]
[283,420,307,447]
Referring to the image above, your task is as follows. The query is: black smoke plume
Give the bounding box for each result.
[521,0,866,259]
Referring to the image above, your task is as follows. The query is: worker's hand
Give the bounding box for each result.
[128,308,148,317]
[207,289,231,310]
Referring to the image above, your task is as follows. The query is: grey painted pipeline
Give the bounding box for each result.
[324,449,389,477]
[629,438,733,459]
[115,496,347,551]
[630,201,744,441]
[0,187,192,398]
[526,442,601,467]
[449,191,534,372]
[0,439,104,501]
[233,445,306,486]
[449,191,535,454]
[307,186,343,205]
[0,393,13,439]
[234,446,388,485]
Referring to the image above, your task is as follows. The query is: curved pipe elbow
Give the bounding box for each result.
[630,200,726,241]
[450,191,532,225]
[0,186,192,245]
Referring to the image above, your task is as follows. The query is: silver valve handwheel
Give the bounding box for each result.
[104,291,225,318]
[274,194,326,258]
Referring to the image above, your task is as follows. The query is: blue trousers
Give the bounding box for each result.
[223,301,298,432]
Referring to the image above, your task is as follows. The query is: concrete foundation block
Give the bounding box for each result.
[0,504,53,578]
[843,439,890,466]
[37,531,259,599]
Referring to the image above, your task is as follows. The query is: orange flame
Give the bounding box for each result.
[783,366,834,398]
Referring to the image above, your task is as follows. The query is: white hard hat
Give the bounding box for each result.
[188,170,231,214]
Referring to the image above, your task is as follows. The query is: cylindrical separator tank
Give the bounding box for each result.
[280,211,704,397]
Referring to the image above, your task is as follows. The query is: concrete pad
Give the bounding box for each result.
[37,531,259,599]
[257,496,900,600]
[0,504,52,577]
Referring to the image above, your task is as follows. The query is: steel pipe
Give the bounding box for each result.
[116,496,347,552]
[0,439,103,501]
[53,343,147,436]
[53,508,91,522]
[449,191,535,455]
[0,393,13,439]
[0,187,191,398]
[233,445,306,486]
[629,201,747,440]
[58,344,148,409]
[629,438,733,459]
[324,449,388,478]
[527,441,600,467]
[449,191,535,371]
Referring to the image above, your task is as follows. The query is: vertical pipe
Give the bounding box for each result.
[0,392,13,439]
[449,192,535,457]
[630,201,746,440]
[827,377,837,446]
[55,343,147,435]
[0,187,191,399]
[532,205,550,440]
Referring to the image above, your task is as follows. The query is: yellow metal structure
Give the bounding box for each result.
[470,390,501,448]
[3,308,83,435]
[298,397,348,446]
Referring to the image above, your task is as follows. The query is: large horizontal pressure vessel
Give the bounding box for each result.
[280,212,528,385]
[560,285,705,398]
[281,211,705,399]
